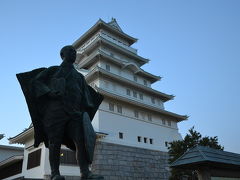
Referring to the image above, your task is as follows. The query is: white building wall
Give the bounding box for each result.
[99,59,153,88]
[99,76,164,110]
[98,109,181,152]
[92,111,100,132]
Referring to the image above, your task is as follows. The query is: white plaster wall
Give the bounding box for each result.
[60,165,80,176]
[43,145,51,176]
[99,76,164,110]
[100,46,141,67]
[100,99,176,128]
[98,100,182,152]
[91,111,100,132]
[101,30,130,46]
[98,58,152,88]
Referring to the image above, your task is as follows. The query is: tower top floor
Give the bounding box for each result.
[73,18,137,48]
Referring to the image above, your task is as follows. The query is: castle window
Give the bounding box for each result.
[117,105,122,114]
[27,149,41,170]
[162,118,166,125]
[151,97,155,104]
[140,112,145,120]
[134,110,139,118]
[165,141,168,147]
[126,89,131,96]
[137,136,141,142]
[167,120,171,126]
[139,93,143,100]
[143,80,147,86]
[147,114,152,121]
[150,138,153,144]
[144,137,147,143]
[133,91,137,98]
[109,103,114,111]
[119,132,123,139]
[105,64,110,71]
[134,75,137,82]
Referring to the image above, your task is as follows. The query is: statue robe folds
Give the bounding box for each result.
[16,65,103,163]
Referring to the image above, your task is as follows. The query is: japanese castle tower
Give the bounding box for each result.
[73,18,187,150]
[3,19,187,180]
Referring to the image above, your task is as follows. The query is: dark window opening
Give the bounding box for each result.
[27,149,41,170]
[109,102,114,111]
[119,132,123,139]
[106,64,110,71]
[117,105,122,114]
[165,141,168,147]
[137,136,141,142]
[126,89,131,96]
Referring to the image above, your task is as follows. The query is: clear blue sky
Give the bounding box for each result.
[1,0,240,153]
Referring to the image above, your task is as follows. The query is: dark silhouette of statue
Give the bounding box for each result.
[17,45,104,180]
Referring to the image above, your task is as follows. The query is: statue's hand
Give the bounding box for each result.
[48,91,62,99]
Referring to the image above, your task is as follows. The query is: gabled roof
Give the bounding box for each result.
[108,18,123,32]
[73,19,137,48]
[171,146,240,169]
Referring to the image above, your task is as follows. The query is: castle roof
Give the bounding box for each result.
[73,19,137,48]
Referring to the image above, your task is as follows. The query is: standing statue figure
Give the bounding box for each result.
[17,45,104,180]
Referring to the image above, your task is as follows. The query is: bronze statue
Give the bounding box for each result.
[17,45,104,180]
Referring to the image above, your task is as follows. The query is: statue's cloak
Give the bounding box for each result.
[16,67,103,163]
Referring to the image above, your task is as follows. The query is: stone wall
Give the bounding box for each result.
[92,141,170,180]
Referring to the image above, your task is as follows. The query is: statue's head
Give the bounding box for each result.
[60,45,76,63]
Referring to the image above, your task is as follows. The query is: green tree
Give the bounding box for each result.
[168,127,223,180]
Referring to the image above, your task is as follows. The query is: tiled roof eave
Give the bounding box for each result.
[9,126,33,145]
